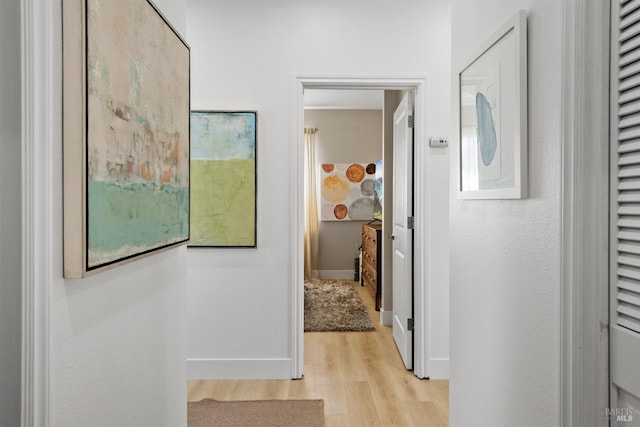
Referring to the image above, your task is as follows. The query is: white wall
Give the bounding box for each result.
[0,1,22,425]
[449,1,562,425]
[304,109,383,275]
[187,0,451,379]
[42,1,189,426]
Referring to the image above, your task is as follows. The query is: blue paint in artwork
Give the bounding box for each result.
[191,112,256,160]
[475,92,497,166]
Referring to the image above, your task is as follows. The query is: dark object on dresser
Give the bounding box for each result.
[361,223,382,311]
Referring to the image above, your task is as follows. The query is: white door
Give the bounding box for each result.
[611,1,640,424]
[392,92,414,370]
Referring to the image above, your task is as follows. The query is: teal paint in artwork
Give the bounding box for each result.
[191,112,256,160]
[81,0,191,273]
[129,61,142,109]
[476,92,498,166]
[88,181,189,266]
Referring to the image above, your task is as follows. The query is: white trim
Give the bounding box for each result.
[379,307,393,326]
[299,77,424,91]
[319,270,355,280]
[291,76,429,379]
[560,0,610,425]
[304,106,383,111]
[290,77,305,379]
[188,358,293,380]
[411,81,429,379]
[428,358,450,380]
[21,0,54,425]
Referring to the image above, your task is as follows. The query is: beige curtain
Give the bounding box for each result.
[304,128,320,280]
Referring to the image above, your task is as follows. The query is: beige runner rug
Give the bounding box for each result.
[188,398,324,427]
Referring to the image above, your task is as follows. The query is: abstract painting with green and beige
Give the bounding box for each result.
[190,112,257,247]
[86,0,190,268]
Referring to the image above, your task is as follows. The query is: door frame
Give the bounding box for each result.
[560,0,610,425]
[22,0,56,425]
[391,90,415,370]
[289,76,429,379]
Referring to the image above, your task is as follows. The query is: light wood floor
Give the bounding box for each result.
[187,280,449,426]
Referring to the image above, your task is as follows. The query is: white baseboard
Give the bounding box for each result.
[319,270,355,280]
[428,358,450,380]
[379,307,393,326]
[188,358,293,380]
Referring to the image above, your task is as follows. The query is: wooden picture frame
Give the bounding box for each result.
[458,10,528,199]
[63,0,191,278]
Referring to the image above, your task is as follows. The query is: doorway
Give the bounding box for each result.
[303,89,385,284]
[302,88,410,364]
[290,77,430,379]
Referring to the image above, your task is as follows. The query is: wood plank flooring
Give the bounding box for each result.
[187,280,449,426]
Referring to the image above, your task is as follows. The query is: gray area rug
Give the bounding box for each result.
[304,279,375,332]
[188,398,324,427]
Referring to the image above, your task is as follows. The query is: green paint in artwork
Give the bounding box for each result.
[129,59,149,112]
[190,159,256,246]
[88,181,189,266]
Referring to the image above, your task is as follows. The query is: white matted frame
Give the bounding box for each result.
[458,10,528,200]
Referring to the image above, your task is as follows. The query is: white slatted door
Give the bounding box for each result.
[612,0,640,423]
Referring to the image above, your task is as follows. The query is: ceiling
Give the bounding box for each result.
[304,89,384,110]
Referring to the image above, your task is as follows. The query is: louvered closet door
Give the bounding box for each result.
[612,0,640,421]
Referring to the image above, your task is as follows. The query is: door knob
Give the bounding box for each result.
[388,234,395,240]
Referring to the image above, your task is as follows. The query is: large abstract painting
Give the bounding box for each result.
[190,111,257,247]
[320,163,377,221]
[63,0,190,278]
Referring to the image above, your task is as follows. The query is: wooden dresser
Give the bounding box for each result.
[361,223,382,311]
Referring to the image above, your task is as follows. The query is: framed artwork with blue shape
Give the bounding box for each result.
[458,10,528,199]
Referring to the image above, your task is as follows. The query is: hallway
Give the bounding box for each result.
[187,281,449,426]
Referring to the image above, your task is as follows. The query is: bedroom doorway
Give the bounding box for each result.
[302,89,384,283]
[302,88,390,341]
[291,77,429,379]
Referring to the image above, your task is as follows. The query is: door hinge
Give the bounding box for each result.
[408,114,415,128]
[407,318,414,331]
[407,216,415,229]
